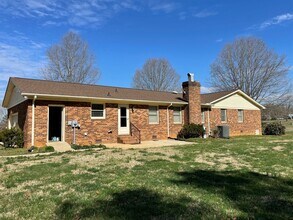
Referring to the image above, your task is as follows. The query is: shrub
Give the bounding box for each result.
[263,122,285,135]
[0,127,24,148]
[43,146,55,152]
[71,144,107,150]
[177,123,205,139]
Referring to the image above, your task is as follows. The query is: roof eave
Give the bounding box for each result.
[21,93,188,105]
[2,78,15,108]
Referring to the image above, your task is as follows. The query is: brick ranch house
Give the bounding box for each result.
[2,74,265,148]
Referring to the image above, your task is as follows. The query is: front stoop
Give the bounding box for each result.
[117,135,140,144]
[46,142,72,152]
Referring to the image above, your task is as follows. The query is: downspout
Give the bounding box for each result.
[31,95,37,146]
[167,103,173,138]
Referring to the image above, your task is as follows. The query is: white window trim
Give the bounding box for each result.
[149,106,159,124]
[91,103,106,119]
[238,109,244,123]
[221,109,227,123]
[173,107,182,124]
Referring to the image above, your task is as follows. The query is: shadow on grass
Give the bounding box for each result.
[55,188,216,219]
[55,171,293,219]
[171,170,293,219]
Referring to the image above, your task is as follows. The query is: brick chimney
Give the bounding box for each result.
[182,73,201,124]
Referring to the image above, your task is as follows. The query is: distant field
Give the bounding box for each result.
[263,119,293,132]
[0,133,292,219]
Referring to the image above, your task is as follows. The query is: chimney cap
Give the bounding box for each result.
[187,73,194,82]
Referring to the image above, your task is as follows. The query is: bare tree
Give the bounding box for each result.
[42,32,100,84]
[132,58,180,91]
[210,37,291,102]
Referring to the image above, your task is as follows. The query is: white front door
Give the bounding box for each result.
[118,104,130,135]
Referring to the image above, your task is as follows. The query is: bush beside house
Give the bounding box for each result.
[0,127,24,148]
[263,122,286,135]
[177,124,205,139]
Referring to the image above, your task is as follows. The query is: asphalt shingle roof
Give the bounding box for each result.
[9,77,236,105]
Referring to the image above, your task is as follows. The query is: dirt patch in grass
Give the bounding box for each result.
[194,153,251,170]
[272,146,285,151]
[269,140,292,143]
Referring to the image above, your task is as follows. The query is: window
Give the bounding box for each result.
[238,110,244,122]
[9,113,18,128]
[221,109,227,122]
[201,109,205,123]
[173,107,182,123]
[91,104,105,118]
[149,106,159,124]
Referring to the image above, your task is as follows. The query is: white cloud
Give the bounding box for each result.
[216,38,223,43]
[0,31,46,99]
[0,0,183,27]
[148,1,178,13]
[258,13,293,29]
[178,11,186,20]
[193,9,217,18]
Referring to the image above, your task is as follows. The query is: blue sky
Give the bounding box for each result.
[0,0,292,100]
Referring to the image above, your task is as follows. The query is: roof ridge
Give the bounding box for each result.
[11,77,182,95]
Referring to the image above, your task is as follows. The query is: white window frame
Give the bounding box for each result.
[91,103,106,119]
[238,109,244,123]
[149,106,159,124]
[173,107,182,124]
[221,109,227,123]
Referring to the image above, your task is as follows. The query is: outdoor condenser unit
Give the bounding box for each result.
[218,125,230,138]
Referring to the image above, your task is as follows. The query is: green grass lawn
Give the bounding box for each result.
[0,133,292,219]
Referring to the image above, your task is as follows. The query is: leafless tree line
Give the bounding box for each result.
[210,37,291,103]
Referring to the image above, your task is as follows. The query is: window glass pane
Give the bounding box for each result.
[238,110,243,122]
[120,117,127,127]
[149,106,158,123]
[121,107,126,117]
[149,106,158,115]
[11,114,18,127]
[173,107,181,123]
[221,109,226,122]
[149,115,158,123]
[174,115,181,123]
[92,111,103,117]
[91,104,104,117]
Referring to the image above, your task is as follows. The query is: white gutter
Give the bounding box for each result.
[167,103,173,138]
[31,95,37,146]
[21,93,187,105]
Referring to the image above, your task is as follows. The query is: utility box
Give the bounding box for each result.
[218,125,230,138]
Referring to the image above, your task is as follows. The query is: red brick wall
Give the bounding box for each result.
[202,108,262,136]
[8,100,32,147]
[11,100,185,147]
[129,105,184,140]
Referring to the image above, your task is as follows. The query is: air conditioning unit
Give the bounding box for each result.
[218,125,229,138]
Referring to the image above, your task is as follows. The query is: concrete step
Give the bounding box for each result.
[46,142,72,152]
[117,136,139,144]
